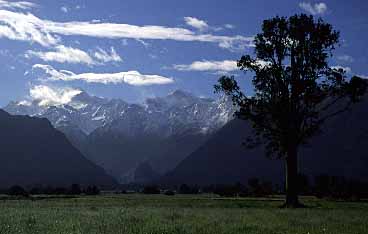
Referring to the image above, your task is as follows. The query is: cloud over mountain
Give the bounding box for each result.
[29,85,82,107]
[32,64,174,86]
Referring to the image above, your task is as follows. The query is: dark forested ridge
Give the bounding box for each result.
[0,109,116,188]
[162,96,368,186]
[161,119,284,186]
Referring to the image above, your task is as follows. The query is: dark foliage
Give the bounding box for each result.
[7,185,28,197]
[248,178,274,197]
[215,14,367,207]
[164,190,175,196]
[314,175,368,200]
[201,181,276,197]
[28,185,99,195]
[178,184,200,194]
[53,187,69,195]
[29,187,42,195]
[84,186,100,195]
[213,183,248,197]
[298,174,310,195]
[29,186,68,195]
[3,184,102,197]
[142,185,160,194]
[69,184,82,195]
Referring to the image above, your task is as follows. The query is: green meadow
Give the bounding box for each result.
[0,194,367,234]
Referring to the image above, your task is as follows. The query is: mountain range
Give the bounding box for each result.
[5,89,368,187]
[5,90,235,183]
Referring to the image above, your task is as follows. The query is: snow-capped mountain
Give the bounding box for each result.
[5,91,126,134]
[4,90,235,136]
[4,90,235,183]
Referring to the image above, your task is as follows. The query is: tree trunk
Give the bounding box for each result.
[283,145,304,208]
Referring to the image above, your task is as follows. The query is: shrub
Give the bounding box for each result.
[314,175,368,200]
[164,190,175,196]
[69,184,82,195]
[214,183,248,197]
[85,186,100,195]
[178,184,199,194]
[248,178,274,197]
[142,186,160,194]
[7,185,28,197]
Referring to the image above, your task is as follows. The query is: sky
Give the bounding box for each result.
[0,0,367,106]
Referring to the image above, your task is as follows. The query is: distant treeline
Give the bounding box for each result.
[138,175,368,200]
[2,175,368,201]
[0,184,100,197]
[211,175,368,200]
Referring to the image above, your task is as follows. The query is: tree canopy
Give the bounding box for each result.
[216,14,366,158]
[215,14,367,207]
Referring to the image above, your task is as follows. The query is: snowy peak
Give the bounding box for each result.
[71,91,106,106]
[167,89,194,100]
[165,90,198,106]
[4,90,235,136]
[144,90,195,109]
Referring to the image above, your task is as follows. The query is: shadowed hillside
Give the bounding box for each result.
[162,96,368,186]
[161,119,284,186]
[0,110,116,188]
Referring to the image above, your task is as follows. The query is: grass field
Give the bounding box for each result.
[0,194,367,234]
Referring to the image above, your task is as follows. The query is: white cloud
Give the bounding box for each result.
[136,39,150,48]
[357,74,368,79]
[61,6,68,13]
[0,10,60,46]
[17,100,31,106]
[183,17,236,33]
[26,46,122,65]
[330,66,368,79]
[299,2,327,15]
[26,45,95,65]
[30,85,82,106]
[184,17,209,31]
[224,24,235,29]
[32,64,174,86]
[331,65,352,73]
[149,54,158,59]
[0,0,36,10]
[174,59,270,73]
[0,10,253,50]
[337,55,354,63]
[121,39,128,46]
[174,60,238,72]
[93,47,122,63]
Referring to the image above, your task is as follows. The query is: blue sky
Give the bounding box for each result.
[0,0,367,106]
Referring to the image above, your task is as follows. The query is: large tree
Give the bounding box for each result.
[215,14,367,207]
